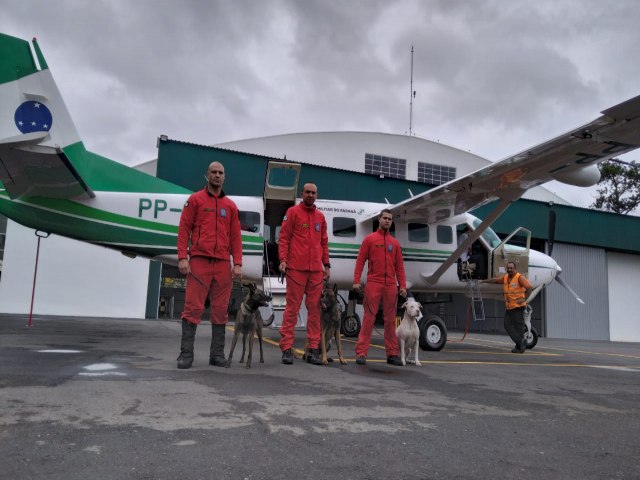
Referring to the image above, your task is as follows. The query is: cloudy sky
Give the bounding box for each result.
[2,0,640,207]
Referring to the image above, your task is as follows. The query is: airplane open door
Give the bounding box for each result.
[262,161,302,327]
[263,161,301,205]
[491,227,531,278]
[262,160,301,252]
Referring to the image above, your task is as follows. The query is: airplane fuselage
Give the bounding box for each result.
[0,188,560,299]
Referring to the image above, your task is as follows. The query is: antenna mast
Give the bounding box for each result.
[409,46,415,136]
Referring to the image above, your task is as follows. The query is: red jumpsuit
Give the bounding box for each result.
[353,228,407,358]
[177,187,242,325]
[278,202,329,351]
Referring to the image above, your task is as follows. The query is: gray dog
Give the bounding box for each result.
[225,283,272,369]
[319,283,347,365]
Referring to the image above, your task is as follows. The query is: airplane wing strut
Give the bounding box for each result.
[423,198,513,284]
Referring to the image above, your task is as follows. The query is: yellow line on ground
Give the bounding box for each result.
[464,336,640,360]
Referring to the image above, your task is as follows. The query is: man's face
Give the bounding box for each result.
[379,213,393,231]
[207,163,225,188]
[506,263,516,275]
[301,184,318,206]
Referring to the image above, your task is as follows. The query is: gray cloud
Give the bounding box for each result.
[2,0,640,205]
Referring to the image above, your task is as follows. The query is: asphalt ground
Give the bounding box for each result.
[1,313,639,480]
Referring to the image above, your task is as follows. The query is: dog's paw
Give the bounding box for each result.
[339,358,347,365]
[415,361,422,367]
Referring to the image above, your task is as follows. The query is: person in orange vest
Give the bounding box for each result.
[481,261,532,353]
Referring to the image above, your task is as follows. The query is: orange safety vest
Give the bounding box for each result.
[502,273,527,310]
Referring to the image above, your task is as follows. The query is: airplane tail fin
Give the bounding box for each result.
[0,33,187,199]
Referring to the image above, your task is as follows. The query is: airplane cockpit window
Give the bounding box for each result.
[373,219,395,237]
[239,211,260,233]
[333,217,356,237]
[408,223,429,242]
[471,218,502,248]
[436,225,453,244]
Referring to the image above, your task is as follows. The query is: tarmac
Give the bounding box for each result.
[1,313,639,480]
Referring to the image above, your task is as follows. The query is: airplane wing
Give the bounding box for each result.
[367,94,640,223]
[0,131,94,200]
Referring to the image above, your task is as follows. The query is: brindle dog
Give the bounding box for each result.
[319,283,347,365]
[225,283,272,369]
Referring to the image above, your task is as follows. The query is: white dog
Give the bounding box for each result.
[396,300,422,366]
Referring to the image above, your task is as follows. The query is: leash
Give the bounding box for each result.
[188,272,208,289]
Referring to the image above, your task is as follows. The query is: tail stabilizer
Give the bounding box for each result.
[0,33,188,198]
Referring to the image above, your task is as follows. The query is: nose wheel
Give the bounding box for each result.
[523,326,539,349]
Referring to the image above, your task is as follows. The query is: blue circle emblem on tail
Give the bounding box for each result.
[14,101,53,134]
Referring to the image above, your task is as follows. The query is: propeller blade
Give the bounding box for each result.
[548,209,556,257]
[555,274,585,304]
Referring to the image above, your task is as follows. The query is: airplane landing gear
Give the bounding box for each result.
[523,305,538,349]
[339,290,361,338]
[418,314,447,351]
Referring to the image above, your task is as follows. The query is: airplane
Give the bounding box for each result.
[2,32,640,352]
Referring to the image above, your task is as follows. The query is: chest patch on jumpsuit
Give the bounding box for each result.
[315,223,320,232]
[220,208,227,218]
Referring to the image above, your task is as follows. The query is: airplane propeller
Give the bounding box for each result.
[547,209,584,304]
[548,209,556,257]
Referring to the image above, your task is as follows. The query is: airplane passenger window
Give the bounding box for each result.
[372,220,395,237]
[333,217,356,237]
[239,211,260,233]
[436,225,453,244]
[408,223,429,242]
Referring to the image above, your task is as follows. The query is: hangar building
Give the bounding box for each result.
[1,132,639,343]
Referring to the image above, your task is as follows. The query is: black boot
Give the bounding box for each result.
[177,320,197,369]
[308,348,323,366]
[209,324,227,367]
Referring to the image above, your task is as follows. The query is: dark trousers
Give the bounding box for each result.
[504,307,526,347]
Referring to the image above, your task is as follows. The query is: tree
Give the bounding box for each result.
[591,159,640,215]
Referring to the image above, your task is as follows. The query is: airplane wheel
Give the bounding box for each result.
[341,312,361,338]
[419,315,447,351]
[524,325,538,349]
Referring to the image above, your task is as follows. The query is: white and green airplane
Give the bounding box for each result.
[2,32,640,350]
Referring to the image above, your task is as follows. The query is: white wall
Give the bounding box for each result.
[0,220,150,318]
[607,251,640,342]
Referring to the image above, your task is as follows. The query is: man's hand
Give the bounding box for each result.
[399,288,407,298]
[279,261,287,273]
[353,283,361,292]
[233,264,242,281]
[178,258,190,275]
[323,267,331,281]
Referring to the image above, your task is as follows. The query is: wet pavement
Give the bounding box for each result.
[1,313,639,480]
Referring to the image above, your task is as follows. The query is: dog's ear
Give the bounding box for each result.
[401,301,408,310]
[333,283,338,294]
[247,282,256,292]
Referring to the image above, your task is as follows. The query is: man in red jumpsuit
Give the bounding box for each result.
[278,183,330,365]
[176,161,243,369]
[353,209,407,366]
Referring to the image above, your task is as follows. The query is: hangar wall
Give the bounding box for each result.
[545,243,609,340]
[607,252,640,342]
[0,220,150,318]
